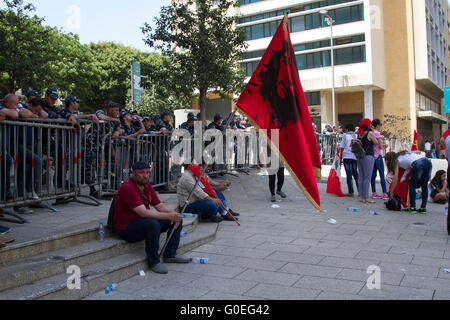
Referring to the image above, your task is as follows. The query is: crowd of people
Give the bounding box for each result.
[338,118,449,222]
[0,88,257,247]
[424,139,446,159]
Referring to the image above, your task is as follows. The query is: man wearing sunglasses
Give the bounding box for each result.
[113,162,189,274]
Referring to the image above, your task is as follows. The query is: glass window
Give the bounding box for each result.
[245,27,251,40]
[305,15,312,29]
[270,21,278,36]
[292,16,305,32]
[251,24,263,39]
[322,50,331,66]
[336,47,353,65]
[335,7,351,24]
[313,52,321,68]
[307,53,313,68]
[297,54,307,70]
[312,13,321,28]
[263,22,271,37]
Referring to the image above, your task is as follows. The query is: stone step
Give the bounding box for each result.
[0,214,197,267]
[0,223,218,300]
[0,217,198,292]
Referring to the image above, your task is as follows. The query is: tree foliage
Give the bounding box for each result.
[142,0,247,124]
[0,0,193,115]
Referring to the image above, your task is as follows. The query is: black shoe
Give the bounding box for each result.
[229,209,240,217]
[222,214,239,222]
[207,216,223,223]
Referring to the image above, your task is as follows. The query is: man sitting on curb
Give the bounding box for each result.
[177,163,239,222]
[113,161,190,274]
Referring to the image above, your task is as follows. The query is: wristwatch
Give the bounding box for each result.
[16,108,21,113]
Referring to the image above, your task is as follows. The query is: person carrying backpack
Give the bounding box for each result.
[339,124,359,197]
[355,119,379,204]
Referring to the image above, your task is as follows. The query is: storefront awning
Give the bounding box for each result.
[417,111,448,123]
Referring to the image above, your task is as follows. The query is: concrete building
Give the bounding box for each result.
[235,0,450,146]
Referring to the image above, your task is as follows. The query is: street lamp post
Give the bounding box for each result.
[320,9,336,128]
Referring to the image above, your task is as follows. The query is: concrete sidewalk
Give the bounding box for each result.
[85,169,450,300]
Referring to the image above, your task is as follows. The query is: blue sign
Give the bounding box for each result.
[445,86,450,114]
[131,61,142,103]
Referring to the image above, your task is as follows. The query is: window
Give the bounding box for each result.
[242,4,365,40]
[305,92,321,105]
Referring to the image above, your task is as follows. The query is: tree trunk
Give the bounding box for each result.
[199,88,207,130]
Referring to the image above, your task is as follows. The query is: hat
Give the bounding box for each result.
[132,161,151,171]
[143,117,151,122]
[45,87,59,99]
[152,115,161,122]
[214,114,223,122]
[65,95,81,106]
[119,109,130,120]
[235,115,243,120]
[25,90,41,98]
[187,113,197,121]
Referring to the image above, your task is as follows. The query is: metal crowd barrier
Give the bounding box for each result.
[0,119,100,223]
[96,133,171,197]
[316,134,342,165]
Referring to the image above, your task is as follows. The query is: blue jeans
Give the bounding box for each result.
[119,218,183,266]
[185,200,219,219]
[409,158,432,209]
[371,156,387,194]
[343,159,358,195]
[215,191,229,215]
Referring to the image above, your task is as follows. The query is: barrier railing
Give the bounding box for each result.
[316,134,342,165]
[0,119,101,223]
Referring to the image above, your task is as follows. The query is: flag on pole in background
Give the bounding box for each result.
[236,15,322,211]
[326,148,346,197]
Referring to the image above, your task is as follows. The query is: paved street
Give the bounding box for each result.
[85,169,450,300]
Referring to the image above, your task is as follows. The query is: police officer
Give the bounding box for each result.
[180,112,197,136]
[43,87,77,125]
[208,114,225,132]
[155,111,174,135]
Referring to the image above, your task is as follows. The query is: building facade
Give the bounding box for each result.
[235,0,450,146]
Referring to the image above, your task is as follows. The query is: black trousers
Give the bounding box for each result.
[269,168,285,196]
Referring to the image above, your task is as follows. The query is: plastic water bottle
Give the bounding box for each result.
[105,283,118,294]
[445,203,448,216]
[182,213,196,218]
[369,211,378,216]
[99,222,105,242]
[347,208,360,212]
[189,257,209,264]
[180,232,188,238]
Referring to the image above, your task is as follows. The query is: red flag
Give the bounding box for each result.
[411,130,419,151]
[236,16,322,211]
[327,148,346,197]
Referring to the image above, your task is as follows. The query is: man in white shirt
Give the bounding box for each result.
[424,140,432,158]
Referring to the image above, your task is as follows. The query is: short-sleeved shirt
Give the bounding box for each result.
[114,179,161,234]
[373,130,382,158]
[339,131,357,160]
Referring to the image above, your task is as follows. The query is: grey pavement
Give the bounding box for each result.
[84,168,450,300]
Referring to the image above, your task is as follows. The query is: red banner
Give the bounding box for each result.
[236,16,322,211]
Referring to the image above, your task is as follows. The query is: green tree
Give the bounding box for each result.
[0,0,52,94]
[89,42,187,112]
[125,85,191,117]
[142,0,247,127]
